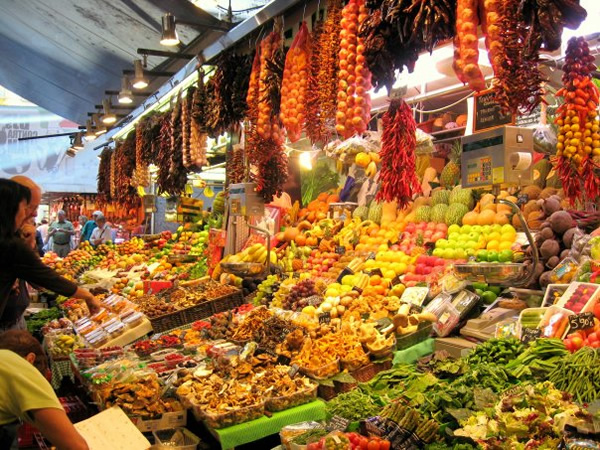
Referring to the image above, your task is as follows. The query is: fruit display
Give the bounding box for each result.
[45,332,84,359]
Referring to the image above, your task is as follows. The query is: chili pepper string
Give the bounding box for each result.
[376,98,421,207]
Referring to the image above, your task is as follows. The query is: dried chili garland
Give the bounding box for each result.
[306,19,324,144]
[376,99,421,207]
[97,147,112,203]
[492,0,546,114]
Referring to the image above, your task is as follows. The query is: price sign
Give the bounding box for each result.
[327,415,351,432]
[367,268,383,278]
[391,275,403,287]
[292,272,301,279]
[521,327,541,343]
[352,286,363,295]
[474,89,515,132]
[319,312,331,324]
[517,194,529,207]
[288,363,300,378]
[568,312,595,331]
[307,295,323,306]
[277,354,292,366]
[335,246,346,255]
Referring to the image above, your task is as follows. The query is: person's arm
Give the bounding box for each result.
[31,408,89,450]
[9,240,100,314]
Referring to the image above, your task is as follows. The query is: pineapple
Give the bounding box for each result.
[440,140,462,188]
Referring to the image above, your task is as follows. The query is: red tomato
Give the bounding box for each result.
[307,443,320,450]
[367,440,380,450]
[588,332,598,343]
[347,433,360,445]
[358,437,369,450]
[592,341,600,348]
[379,441,391,450]
[593,302,600,320]
[571,335,584,349]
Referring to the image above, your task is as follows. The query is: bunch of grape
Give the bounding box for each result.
[253,275,281,307]
[282,279,318,311]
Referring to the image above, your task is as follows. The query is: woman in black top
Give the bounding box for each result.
[0,179,100,320]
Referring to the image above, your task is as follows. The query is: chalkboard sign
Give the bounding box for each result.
[367,268,383,278]
[391,275,403,287]
[327,415,351,432]
[568,312,595,332]
[521,327,541,343]
[474,89,515,132]
[277,354,292,366]
[335,246,346,255]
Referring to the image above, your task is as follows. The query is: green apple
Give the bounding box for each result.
[476,250,488,262]
[491,224,502,233]
[454,249,467,260]
[442,248,456,259]
[498,249,514,262]
[487,251,499,262]
[458,234,470,243]
[448,224,461,235]
[437,239,449,249]
[461,225,472,234]
[433,248,444,257]
[448,232,460,241]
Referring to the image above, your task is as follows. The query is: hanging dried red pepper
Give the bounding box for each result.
[376,98,421,207]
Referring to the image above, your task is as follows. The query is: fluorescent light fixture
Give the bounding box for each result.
[72,132,84,150]
[118,76,133,104]
[132,59,149,89]
[160,13,180,47]
[101,99,116,124]
[84,120,96,141]
[93,113,107,136]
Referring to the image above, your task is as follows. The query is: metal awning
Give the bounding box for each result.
[0,0,229,125]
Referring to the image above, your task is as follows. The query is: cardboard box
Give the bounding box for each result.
[129,410,187,432]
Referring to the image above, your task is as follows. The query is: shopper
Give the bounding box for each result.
[11,176,41,222]
[90,215,112,246]
[0,330,89,450]
[37,219,49,244]
[0,179,100,317]
[80,210,100,243]
[48,210,74,257]
[72,215,87,249]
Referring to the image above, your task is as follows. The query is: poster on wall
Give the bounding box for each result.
[0,102,99,193]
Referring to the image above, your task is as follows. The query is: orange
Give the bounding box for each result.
[370,275,382,286]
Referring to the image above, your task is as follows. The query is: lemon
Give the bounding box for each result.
[302,305,317,316]
[500,231,516,242]
[498,241,512,251]
[486,240,500,251]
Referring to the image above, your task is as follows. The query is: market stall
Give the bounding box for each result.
[10,0,600,448]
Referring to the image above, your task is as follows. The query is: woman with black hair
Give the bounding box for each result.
[0,179,100,323]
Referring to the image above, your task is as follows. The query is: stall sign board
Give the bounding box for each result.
[474,89,515,132]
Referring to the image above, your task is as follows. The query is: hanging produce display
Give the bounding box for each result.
[553,37,600,204]
[311,0,343,144]
[453,0,486,92]
[132,117,150,188]
[97,147,112,203]
[156,99,188,196]
[113,133,137,207]
[280,21,311,143]
[305,19,324,145]
[227,145,245,185]
[491,0,546,114]
[360,0,456,93]
[335,0,372,139]
[204,52,254,138]
[376,98,421,207]
[257,30,285,145]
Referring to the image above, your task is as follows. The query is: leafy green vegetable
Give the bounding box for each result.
[301,159,339,206]
[26,307,62,334]
[326,389,382,421]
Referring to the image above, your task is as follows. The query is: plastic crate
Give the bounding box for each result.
[153,427,200,450]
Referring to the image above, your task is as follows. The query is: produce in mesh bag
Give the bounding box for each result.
[280,21,311,143]
[335,0,372,139]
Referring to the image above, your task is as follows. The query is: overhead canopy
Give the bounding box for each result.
[0,0,229,125]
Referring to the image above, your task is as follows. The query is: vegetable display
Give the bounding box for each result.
[554,37,600,204]
[453,0,485,92]
[492,0,546,114]
[375,98,421,207]
[548,346,600,403]
[335,0,371,139]
[280,21,311,143]
[360,0,456,93]
[311,0,343,144]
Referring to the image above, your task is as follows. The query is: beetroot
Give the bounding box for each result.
[549,211,575,235]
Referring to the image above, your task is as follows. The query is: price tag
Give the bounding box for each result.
[352,286,363,295]
[568,312,595,332]
[327,415,351,432]
[307,295,323,306]
[517,194,529,207]
[336,267,353,283]
[521,327,541,343]
[288,363,300,378]
[319,312,331,324]
[409,304,423,315]
[292,272,301,279]
[367,252,376,260]
[391,275,403,287]
[261,347,277,356]
[335,246,346,255]
[277,354,292,366]
[367,268,383,278]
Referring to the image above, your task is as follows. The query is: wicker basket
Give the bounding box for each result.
[351,364,378,383]
[334,381,358,394]
[318,385,337,401]
[396,323,433,351]
[150,289,244,333]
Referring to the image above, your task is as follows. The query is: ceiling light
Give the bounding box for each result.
[118,76,133,104]
[93,113,107,136]
[84,120,96,141]
[160,13,180,47]
[101,99,117,124]
[132,59,149,89]
[72,132,85,150]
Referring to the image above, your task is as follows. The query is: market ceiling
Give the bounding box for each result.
[0,0,231,125]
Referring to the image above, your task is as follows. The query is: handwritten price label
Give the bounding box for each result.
[568,312,595,331]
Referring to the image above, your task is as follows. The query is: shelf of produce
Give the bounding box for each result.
[97,318,153,348]
[391,338,435,366]
[204,400,326,450]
